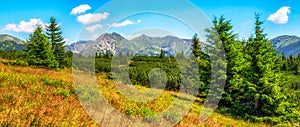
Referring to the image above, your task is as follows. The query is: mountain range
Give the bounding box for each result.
[271,35,300,56]
[1,33,300,57]
[66,32,192,57]
[0,34,26,51]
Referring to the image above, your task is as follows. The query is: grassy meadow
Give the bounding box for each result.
[0,59,271,127]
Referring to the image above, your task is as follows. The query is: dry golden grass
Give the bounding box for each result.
[0,60,270,127]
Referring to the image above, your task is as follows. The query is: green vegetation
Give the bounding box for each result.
[191,34,211,96]
[0,14,299,126]
[0,17,72,69]
[0,62,271,126]
[46,17,68,68]
[26,25,59,68]
[0,40,26,51]
[0,34,25,51]
[239,14,287,122]
[159,49,166,59]
[202,14,299,125]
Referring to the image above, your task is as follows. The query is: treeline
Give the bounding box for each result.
[0,17,72,69]
[281,53,300,74]
[84,14,299,124]
[191,14,299,124]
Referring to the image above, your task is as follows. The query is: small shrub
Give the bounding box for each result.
[56,88,70,97]
[13,60,29,66]
[125,107,136,116]
[137,107,156,122]
[41,77,65,88]
[108,72,114,80]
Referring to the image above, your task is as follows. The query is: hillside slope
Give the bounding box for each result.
[0,60,269,126]
[271,35,300,56]
[0,34,26,51]
[66,32,192,57]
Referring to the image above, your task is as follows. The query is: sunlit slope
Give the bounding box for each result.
[0,61,269,126]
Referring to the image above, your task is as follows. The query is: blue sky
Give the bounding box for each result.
[0,0,299,45]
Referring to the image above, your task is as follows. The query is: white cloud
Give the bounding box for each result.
[77,12,109,24]
[268,6,291,24]
[111,19,142,28]
[137,19,142,23]
[3,18,46,33]
[71,4,91,15]
[86,24,102,33]
[111,20,134,27]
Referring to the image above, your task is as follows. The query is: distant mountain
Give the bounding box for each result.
[0,34,26,51]
[66,40,94,55]
[3,33,300,57]
[271,35,300,56]
[66,32,193,57]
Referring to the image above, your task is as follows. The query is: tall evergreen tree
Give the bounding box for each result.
[244,13,284,117]
[46,17,66,68]
[191,34,203,58]
[26,25,58,69]
[205,26,227,105]
[206,16,250,107]
[191,34,211,96]
[159,49,166,58]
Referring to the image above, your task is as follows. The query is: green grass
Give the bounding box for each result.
[0,60,273,126]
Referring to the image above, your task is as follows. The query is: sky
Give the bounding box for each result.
[0,0,299,45]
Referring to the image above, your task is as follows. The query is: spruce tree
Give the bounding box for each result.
[244,13,284,117]
[206,16,250,107]
[46,17,66,68]
[191,34,211,96]
[26,25,58,69]
[205,26,227,105]
[159,49,166,58]
[191,34,203,58]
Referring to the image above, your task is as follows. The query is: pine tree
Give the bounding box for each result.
[159,49,166,58]
[26,25,58,69]
[191,34,211,96]
[206,16,250,107]
[46,17,66,68]
[244,13,284,117]
[191,34,203,58]
[205,26,227,105]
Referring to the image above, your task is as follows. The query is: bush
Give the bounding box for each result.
[94,56,199,91]
[0,59,29,67]
[137,107,156,122]
[41,77,65,88]
[56,88,70,98]
[124,107,136,116]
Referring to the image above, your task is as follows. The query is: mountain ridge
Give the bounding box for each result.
[66,32,193,57]
[271,35,300,56]
[2,33,300,57]
[0,34,26,51]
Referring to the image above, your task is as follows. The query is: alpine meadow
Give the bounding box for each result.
[0,1,300,127]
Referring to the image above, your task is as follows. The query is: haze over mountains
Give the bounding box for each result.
[66,32,193,57]
[1,33,300,57]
